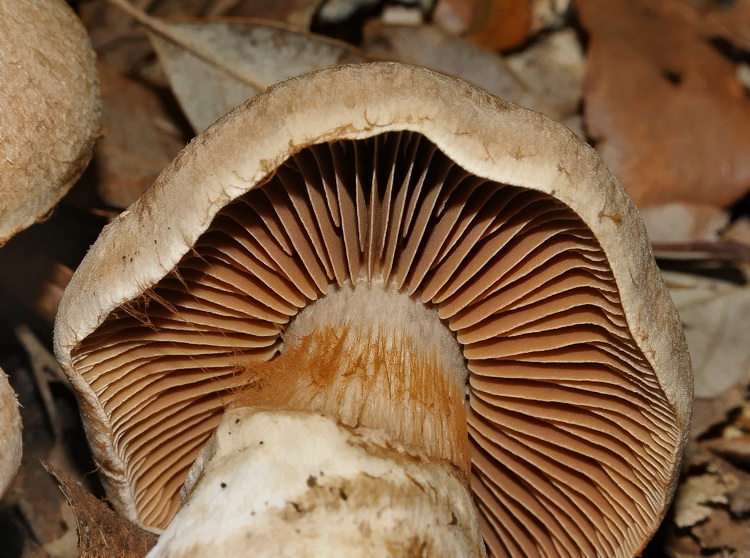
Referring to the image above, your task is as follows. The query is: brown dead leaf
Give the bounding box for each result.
[578,0,750,208]
[691,384,747,442]
[727,465,750,518]
[661,530,705,557]
[361,20,569,122]
[710,433,750,469]
[724,217,750,248]
[641,203,729,244]
[315,0,382,25]
[44,463,158,558]
[695,451,750,520]
[706,0,750,53]
[96,62,189,208]
[82,0,319,71]
[434,0,570,38]
[505,27,585,119]
[214,0,319,27]
[469,0,532,50]
[692,509,750,552]
[0,249,72,329]
[7,370,75,550]
[732,405,750,434]
[673,472,734,528]
[432,0,482,35]
[146,17,363,132]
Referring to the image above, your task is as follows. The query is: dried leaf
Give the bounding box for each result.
[316,0,382,25]
[361,20,567,121]
[710,433,750,469]
[147,18,364,132]
[529,0,571,32]
[505,28,584,116]
[691,384,747,442]
[433,0,570,39]
[10,371,71,550]
[673,473,733,528]
[691,509,750,552]
[217,0,319,27]
[0,508,49,558]
[724,217,750,248]
[641,203,729,244]
[432,0,482,35]
[727,467,750,518]
[0,249,72,328]
[469,0,532,50]
[95,62,189,208]
[664,271,750,398]
[677,444,750,550]
[44,463,158,558]
[579,0,750,208]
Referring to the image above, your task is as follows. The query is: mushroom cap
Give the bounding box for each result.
[54,63,692,555]
[0,0,101,244]
[0,367,22,497]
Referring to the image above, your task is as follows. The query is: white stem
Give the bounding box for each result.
[147,408,485,557]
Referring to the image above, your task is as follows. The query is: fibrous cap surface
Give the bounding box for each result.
[0,0,101,243]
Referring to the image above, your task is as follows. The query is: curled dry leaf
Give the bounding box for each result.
[663,271,750,399]
[146,18,364,132]
[465,0,532,50]
[433,0,571,48]
[44,463,157,558]
[217,0,319,27]
[670,406,750,554]
[691,383,747,444]
[713,439,750,486]
[723,216,750,248]
[95,62,189,208]
[726,465,750,518]
[315,0,383,25]
[691,509,750,553]
[672,472,735,529]
[361,20,571,122]
[506,27,584,113]
[579,0,750,208]
[640,202,729,244]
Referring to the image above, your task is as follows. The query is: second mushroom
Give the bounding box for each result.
[54,63,692,557]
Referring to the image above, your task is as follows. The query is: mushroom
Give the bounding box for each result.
[0,0,101,244]
[54,63,692,557]
[0,0,100,496]
[0,368,22,496]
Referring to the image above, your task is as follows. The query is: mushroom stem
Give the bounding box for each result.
[234,281,471,473]
[147,408,485,557]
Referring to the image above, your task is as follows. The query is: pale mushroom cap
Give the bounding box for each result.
[0,0,101,244]
[55,63,692,555]
[0,367,22,497]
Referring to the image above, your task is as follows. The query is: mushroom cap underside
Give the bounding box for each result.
[0,0,101,244]
[54,63,693,557]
